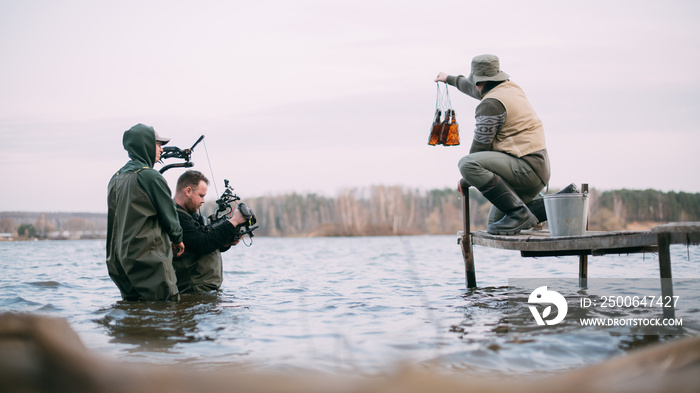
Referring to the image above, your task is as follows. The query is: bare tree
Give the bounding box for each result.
[0,218,15,234]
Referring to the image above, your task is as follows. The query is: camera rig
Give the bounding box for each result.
[157,135,259,244]
[209,179,258,244]
[159,135,204,174]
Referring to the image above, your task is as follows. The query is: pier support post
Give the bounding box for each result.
[578,183,589,287]
[460,187,477,288]
[657,231,675,319]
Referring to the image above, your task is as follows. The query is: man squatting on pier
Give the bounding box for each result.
[435,54,551,235]
[173,170,247,293]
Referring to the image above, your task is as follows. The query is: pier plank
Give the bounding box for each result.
[470,230,658,255]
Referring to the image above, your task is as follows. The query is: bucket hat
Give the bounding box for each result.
[466,54,510,84]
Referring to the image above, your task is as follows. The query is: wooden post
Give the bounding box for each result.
[657,231,675,319]
[460,188,477,288]
[578,253,588,287]
[578,183,589,287]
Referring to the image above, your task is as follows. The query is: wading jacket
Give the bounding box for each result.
[106,124,183,301]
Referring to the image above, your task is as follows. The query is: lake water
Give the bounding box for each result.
[1,235,699,377]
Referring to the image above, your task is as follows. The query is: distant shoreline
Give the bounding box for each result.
[0,220,669,242]
[2,187,698,239]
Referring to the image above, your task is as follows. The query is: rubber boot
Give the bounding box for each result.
[479,175,539,235]
[526,183,578,223]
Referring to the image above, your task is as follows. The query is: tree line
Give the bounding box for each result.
[588,188,700,231]
[219,186,484,237]
[208,186,700,236]
[0,212,107,240]
[211,186,700,237]
[1,187,698,239]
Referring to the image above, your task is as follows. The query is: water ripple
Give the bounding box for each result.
[1,237,699,375]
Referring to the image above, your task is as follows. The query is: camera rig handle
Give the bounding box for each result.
[209,179,259,245]
[213,179,240,218]
[159,134,205,174]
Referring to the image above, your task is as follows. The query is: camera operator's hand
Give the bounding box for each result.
[172,241,185,257]
[228,205,247,227]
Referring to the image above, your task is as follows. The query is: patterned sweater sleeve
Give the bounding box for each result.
[444,75,507,153]
[471,98,506,153]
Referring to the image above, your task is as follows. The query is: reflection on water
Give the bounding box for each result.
[95,293,226,351]
[0,236,698,375]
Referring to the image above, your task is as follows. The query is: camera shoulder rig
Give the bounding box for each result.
[159,135,204,174]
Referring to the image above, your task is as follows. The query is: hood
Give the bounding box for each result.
[123,123,156,168]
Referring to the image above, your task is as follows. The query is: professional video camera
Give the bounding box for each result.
[159,135,204,174]
[209,179,258,244]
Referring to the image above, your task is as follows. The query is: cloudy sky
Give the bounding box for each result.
[1,0,699,213]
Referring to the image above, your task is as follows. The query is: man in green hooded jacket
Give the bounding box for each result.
[106,123,185,301]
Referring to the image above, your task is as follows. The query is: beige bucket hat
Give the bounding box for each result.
[466,54,510,84]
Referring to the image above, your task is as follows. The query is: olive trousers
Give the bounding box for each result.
[458,151,545,223]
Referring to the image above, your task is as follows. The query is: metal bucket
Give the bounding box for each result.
[543,193,589,237]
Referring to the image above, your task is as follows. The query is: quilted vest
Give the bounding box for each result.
[483,81,546,157]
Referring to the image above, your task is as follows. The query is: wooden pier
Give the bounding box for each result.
[457,186,700,318]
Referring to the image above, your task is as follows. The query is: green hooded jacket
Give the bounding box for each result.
[106,124,183,301]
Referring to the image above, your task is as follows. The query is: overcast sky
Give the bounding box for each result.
[1,0,699,213]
